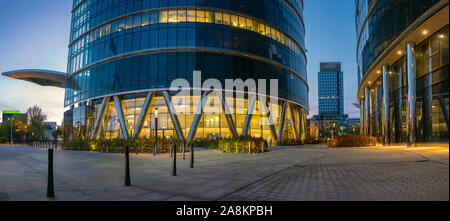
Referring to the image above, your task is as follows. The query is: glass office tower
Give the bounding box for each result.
[62,0,309,144]
[318,62,344,116]
[356,0,449,145]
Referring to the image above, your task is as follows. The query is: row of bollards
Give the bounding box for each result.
[33,142,57,149]
[46,142,196,198]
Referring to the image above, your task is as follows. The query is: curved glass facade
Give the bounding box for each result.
[356,0,440,78]
[356,0,449,144]
[64,0,309,144]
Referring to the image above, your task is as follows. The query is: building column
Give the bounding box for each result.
[133,92,154,139]
[382,65,390,145]
[422,46,433,143]
[287,103,299,140]
[360,98,364,135]
[364,87,370,136]
[90,97,109,140]
[242,95,256,136]
[187,91,209,143]
[406,42,416,147]
[277,102,287,143]
[395,67,403,143]
[162,91,186,143]
[299,108,304,140]
[114,96,129,140]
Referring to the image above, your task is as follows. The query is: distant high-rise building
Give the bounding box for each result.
[2,110,27,123]
[318,62,344,115]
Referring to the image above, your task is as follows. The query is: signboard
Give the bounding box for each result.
[3,110,20,114]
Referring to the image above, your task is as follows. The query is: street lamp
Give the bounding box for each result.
[154,108,158,156]
[8,117,14,144]
[332,123,336,139]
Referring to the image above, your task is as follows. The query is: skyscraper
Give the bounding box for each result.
[356,0,449,146]
[312,62,347,138]
[2,0,309,145]
[318,62,344,116]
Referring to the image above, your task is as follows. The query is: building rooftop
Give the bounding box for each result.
[2,69,66,88]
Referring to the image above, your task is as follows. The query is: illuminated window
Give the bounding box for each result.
[178,10,186,22]
[187,10,196,22]
[223,13,231,26]
[231,15,238,27]
[265,25,270,37]
[246,18,253,31]
[215,12,223,24]
[238,16,246,29]
[159,11,168,23]
[259,23,265,35]
[205,11,214,23]
[270,27,276,40]
[168,10,177,22]
[252,20,259,32]
[196,10,205,23]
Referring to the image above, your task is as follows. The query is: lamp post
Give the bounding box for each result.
[8,117,14,144]
[154,108,158,156]
[332,123,336,139]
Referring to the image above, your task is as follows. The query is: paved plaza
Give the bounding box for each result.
[0,144,448,201]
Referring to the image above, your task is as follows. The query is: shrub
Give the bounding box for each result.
[0,137,8,144]
[217,136,268,154]
[327,134,376,147]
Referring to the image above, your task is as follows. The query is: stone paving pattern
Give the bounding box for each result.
[0,144,448,201]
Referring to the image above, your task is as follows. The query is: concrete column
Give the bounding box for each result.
[406,42,416,147]
[364,87,370,136]
[395,67,403,143]
[360,98,364,135]
[382,65,390,145]
[422,46,433,142]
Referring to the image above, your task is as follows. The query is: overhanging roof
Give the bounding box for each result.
[2,69,66,88]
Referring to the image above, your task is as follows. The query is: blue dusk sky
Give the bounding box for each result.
[0,0,359,123]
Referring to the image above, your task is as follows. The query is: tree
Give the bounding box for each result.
[27,105,47,141]
[15,118,29,143]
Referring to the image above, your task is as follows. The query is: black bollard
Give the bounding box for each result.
[125,146,131,186]
[47,148,55,198]
[190,143,194,168]
[172,144,177,176]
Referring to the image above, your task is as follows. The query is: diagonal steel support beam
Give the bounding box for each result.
[301,109,307,141]
[90,97,109,140]
[288,103,299,140]
[97,116,105,140]
[163,91,186,143]
[114,96,129,140]
[133,92,154,139]
[217,91,239,138]
[261,96,278,143]
[298,108,303,141]
[241,95,256,136]
[277,102,287,143]
[187,91,209,143]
